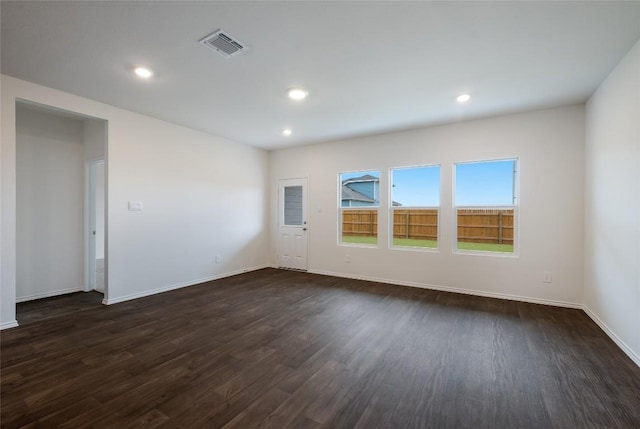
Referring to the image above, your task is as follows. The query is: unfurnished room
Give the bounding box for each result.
[1,1,639,428]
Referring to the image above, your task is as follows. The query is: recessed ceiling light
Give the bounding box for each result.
[282,128,293,136]
[134,67,153,79]
[457,94,471,103]
[287,88,308,101]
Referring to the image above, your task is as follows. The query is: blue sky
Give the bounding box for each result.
[392,166,440,207]
[455,159,517,206]
[341,159,517,207]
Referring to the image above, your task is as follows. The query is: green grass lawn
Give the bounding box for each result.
[393,238,437,248]
[341,235,378,245]
[342,236,513,253]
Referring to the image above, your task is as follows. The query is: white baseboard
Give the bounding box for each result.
[307,269,582,309]
[583,305,640,368]
[16,287,85,303]
[103,264,270,305]
[0,320,19,330]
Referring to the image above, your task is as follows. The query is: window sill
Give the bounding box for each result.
[453,249,519,258]
[339,242,379,249]
[391,246,439,253]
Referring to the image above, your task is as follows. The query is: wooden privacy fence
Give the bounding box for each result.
[457,208,514,245]
[341,210,378,237]
[393,209,438,240]
[342,208,514,245]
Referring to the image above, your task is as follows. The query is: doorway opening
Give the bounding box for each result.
[15,101,108,324]
[87,159,105,294]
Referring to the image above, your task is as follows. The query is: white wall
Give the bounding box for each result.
[270,105,585,307]
[584,39,640,366]
[16,106,85,301]
[1,75,270,326]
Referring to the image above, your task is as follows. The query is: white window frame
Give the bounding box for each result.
[453,158,519,257]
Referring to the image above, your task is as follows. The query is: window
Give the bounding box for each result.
[283,185,303,226]
[340,170,380,245]
[390,165,440,249]
[454,159,518,254]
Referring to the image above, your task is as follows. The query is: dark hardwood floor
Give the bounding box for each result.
[14,290,104,326]
[2,268,639,428]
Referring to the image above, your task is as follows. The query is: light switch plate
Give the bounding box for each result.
[128,201,143,211]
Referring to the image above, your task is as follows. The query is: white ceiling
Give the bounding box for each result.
[2,1,640,150]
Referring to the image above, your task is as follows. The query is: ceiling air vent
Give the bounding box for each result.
[199,30,246,58]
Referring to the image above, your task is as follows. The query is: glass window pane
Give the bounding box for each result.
[454,159,518,254]
[456,208,515,253]
[455,160,517,206]
[339,170,380,246]
[391,165,440,249]
[341,209,378,245]
[392,209,438,249]
[341,170,380,208]
[284,185,303,226]
[391,166,440,207]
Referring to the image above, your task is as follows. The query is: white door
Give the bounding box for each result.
[86,159,105,293]
[277,178,308,270]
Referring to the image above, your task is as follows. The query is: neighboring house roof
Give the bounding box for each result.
[342,174,378,185]
[341,174,402,206]
[341,185,375,203]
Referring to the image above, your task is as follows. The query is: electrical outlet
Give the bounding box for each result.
[345,254,351,264]
[215,255,222,264]
[543,272,552,283]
